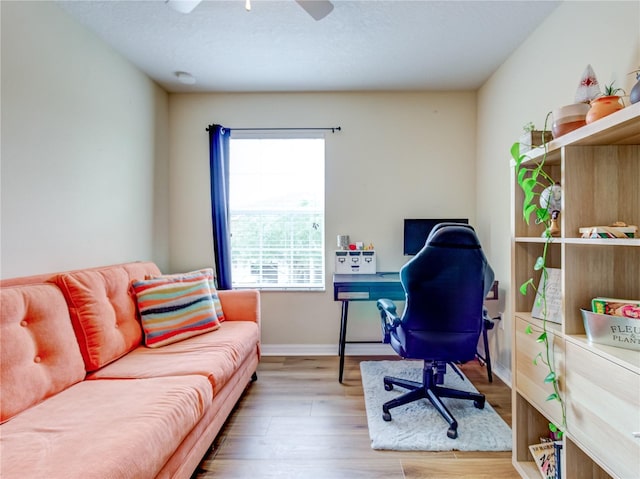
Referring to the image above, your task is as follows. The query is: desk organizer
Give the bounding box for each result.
[335,250,376,274]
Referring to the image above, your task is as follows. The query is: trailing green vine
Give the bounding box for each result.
[511,112,566,438]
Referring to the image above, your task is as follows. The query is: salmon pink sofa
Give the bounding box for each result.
[0,261,260,479]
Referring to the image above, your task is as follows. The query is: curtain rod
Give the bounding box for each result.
[206,125,341,133]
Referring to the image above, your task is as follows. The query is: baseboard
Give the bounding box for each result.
[491,362,512,388]
[260,343,513,387]
[260,343,396,356]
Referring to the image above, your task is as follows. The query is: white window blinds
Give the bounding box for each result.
[229,135,325,290]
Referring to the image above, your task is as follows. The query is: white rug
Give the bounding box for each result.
[360,360,512,451]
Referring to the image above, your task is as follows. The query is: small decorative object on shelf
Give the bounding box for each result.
[519,122,553,154]
[579,221,638,238]
[539,183,562,237]
[575,64,601,103]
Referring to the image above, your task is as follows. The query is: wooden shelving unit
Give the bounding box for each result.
[511,102,640,479]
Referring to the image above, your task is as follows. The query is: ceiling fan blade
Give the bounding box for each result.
[165,0,203,14]
[295,0,334,21]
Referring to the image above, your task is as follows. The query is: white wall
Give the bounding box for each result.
[0,1,170,278]
[477,0,640,381]
[168,91,477,348]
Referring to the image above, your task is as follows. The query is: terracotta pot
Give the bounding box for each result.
[585,96,624,124]
[551,103,590,138]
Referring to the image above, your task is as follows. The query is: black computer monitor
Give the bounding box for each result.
[403,218,469,255]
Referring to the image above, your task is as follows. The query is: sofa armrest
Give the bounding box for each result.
[217,289,260,324]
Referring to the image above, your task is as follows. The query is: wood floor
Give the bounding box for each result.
[192,356,518,479]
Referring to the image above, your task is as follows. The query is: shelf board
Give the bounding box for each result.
[514,236,560,244]
[564,238,640,247]
[514,237,640,246]
[565,334,640,374]
[514,460,544,479]
[522,102,640,164]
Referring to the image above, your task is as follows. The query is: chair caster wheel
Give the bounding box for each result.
[384,383,393,391]
[447,427,458,439]
[474,399,485,409]
[382,411,392,421]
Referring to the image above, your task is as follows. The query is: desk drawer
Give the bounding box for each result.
[335,285,404,301]
[336,288,370,300]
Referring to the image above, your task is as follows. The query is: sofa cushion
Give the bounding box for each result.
[0,284,86,423]
[0,375,212,479]
[87,321,260,395]
[132,274,221,348]
[55,262,161,371]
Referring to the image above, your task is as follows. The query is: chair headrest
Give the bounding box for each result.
[426,224,481,250]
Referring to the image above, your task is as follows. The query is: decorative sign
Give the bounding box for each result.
[531,268,562,324]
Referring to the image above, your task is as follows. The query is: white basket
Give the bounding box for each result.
[581,309,640,351]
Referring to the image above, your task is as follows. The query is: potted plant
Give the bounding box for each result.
[519,121,553,154]
[586,81,625,124]
[511,114,566,461]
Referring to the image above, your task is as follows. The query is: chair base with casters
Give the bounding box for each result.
[381,360,486,439]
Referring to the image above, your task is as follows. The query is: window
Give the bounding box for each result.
[229,132,325,290]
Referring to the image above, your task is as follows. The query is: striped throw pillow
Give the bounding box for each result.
[132,275,221,348]
[146,268,225,323]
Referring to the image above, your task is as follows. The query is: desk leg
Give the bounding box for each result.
[338,300,349,383]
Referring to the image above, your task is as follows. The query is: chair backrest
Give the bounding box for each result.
[397,224,494,361]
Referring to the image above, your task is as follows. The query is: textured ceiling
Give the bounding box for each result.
[57,0,560,93]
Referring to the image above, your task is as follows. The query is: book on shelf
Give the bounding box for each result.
[529,441,560,479]
[591,297,640,319]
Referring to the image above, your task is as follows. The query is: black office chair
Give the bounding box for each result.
[377,224,495,439]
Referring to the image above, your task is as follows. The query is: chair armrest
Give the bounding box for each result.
[377,298,401,343]
[217,289,261,325]
[377,298,398,318]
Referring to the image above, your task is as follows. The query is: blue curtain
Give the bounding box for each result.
[208,124,232,289]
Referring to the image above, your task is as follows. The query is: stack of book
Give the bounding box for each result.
[591,297,640,319]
